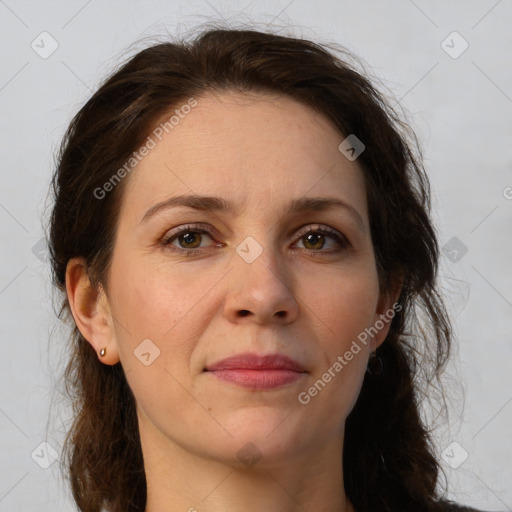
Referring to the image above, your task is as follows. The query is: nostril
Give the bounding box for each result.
[239,310,251,317]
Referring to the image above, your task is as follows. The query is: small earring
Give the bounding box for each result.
[99,347,107,357]
[366,351,383,375]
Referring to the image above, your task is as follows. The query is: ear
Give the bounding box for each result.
[371,274,404,352]
[65,257,120,365]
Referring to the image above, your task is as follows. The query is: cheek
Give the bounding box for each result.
[109,256,225,377]
[300,264,379,411]
[299,279,376,431]
[302,264,379,341]
[111,252,199,331]
[108,263,209,417]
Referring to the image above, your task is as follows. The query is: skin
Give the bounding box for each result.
[66,90,401,512]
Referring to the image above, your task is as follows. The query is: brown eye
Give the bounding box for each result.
[295,226,349,254]
[301,232,326,250]
[175,231,203,249]
[161,224,217,255]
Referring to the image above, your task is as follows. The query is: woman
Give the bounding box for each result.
[48,25,490,512]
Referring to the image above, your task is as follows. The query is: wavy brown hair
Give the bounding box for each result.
[48,24,455,512]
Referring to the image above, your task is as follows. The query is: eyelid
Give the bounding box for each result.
[294,223,347,240]
[293,223,350,251]
[161,221,213,238]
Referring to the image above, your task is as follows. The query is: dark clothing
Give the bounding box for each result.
[353,500,497,512]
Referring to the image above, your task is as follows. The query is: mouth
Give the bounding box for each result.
[204,352,307,390]
[205,368,306,389]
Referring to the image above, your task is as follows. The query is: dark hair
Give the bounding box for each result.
[48,24,454,512]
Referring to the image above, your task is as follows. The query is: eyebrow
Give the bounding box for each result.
[140,194,366,231]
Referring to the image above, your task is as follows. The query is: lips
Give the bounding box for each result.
[204,352,307,389]
[205,352,306,372]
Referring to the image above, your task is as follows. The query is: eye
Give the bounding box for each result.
[161,223,218,255]
[294,225,349,254]
[160,223,350,257]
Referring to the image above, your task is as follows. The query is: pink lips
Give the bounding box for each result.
[205,353,307,389]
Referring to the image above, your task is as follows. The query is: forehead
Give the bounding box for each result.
[119,90,368,223]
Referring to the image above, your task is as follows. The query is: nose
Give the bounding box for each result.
[223,241,299,325]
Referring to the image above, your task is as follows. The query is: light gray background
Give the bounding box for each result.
[0,1,511,510]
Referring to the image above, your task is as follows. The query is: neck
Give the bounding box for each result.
[141,418,354,512]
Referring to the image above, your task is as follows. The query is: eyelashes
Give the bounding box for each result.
[160,222,350,257]
[161,224,221,256]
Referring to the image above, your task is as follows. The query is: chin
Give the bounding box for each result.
[208,408,314,465]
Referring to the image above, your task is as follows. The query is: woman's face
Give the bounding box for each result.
[98,91,396,468]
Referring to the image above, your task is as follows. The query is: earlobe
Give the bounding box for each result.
[65,257,120,365]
